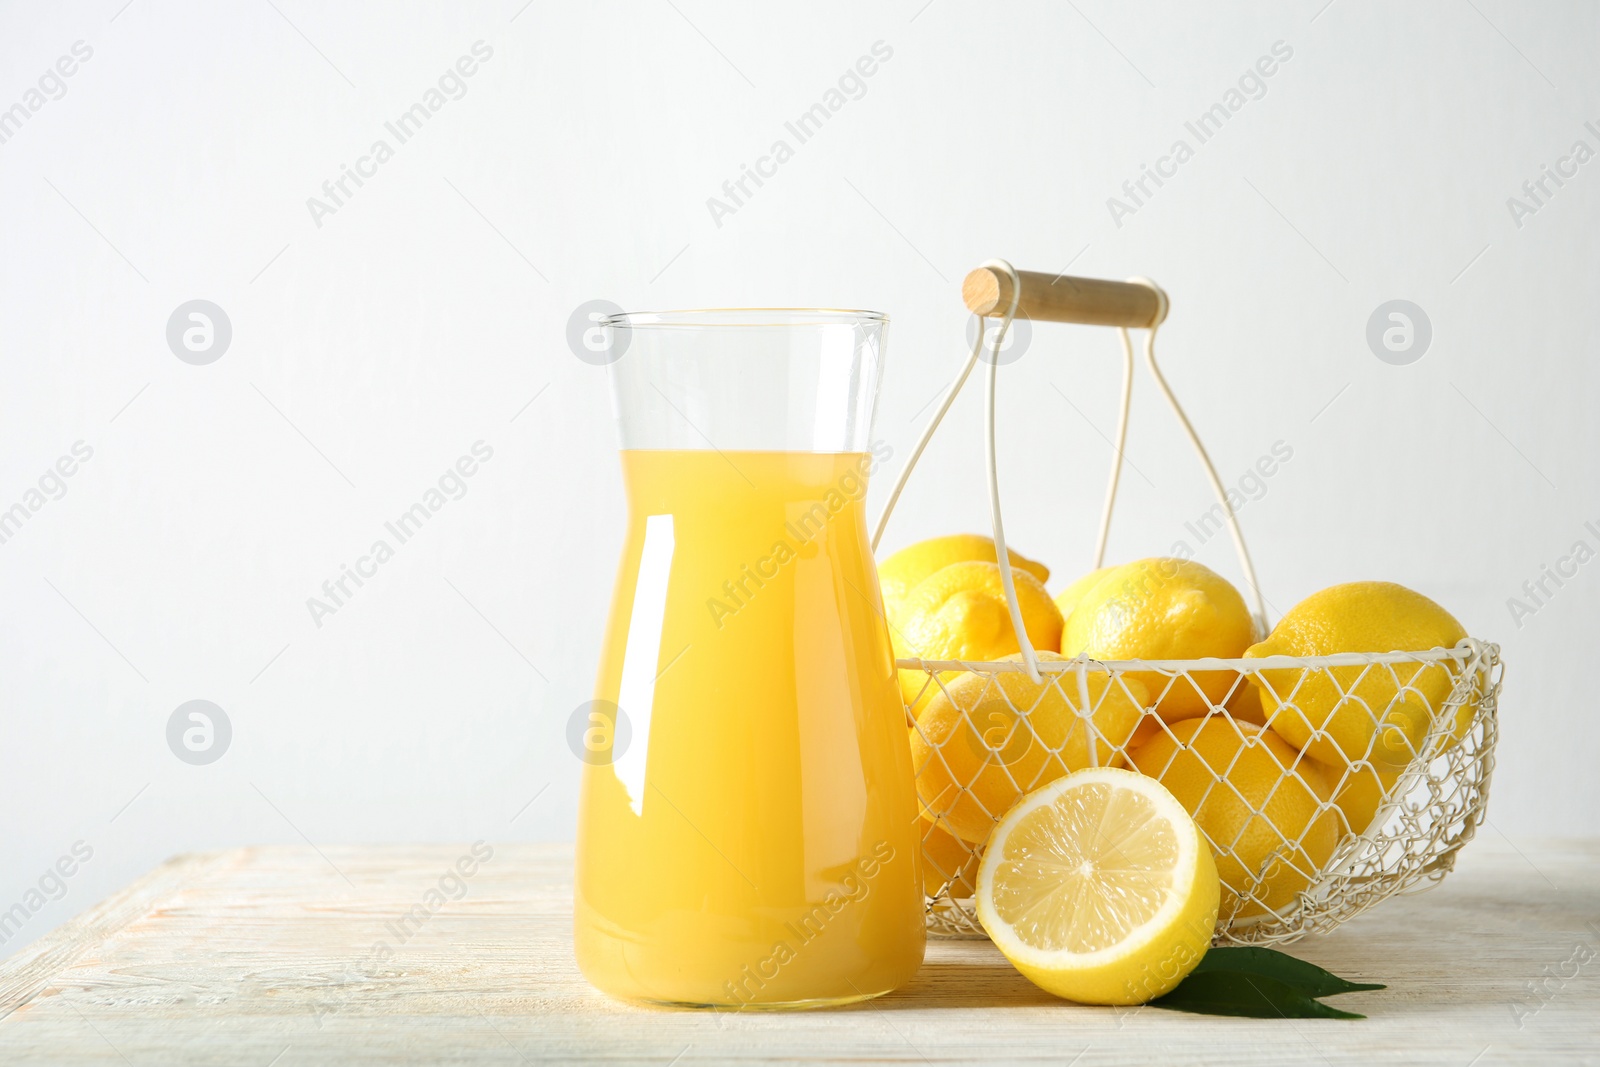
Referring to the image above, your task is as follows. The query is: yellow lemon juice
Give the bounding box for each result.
[574,448,925,1008]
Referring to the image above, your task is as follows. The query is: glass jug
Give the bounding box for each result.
[573,309,925,1008]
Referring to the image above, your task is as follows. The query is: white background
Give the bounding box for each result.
[1,0,1595,957]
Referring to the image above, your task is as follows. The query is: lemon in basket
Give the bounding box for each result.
[895,561,1063,715]
[1129,716,1338,918]
[1062,558,1257,723]
[878,534,1050,631]
[1051,565,1114,627]
[1244,582,1469,770]
[976,767,1220,1005]
[911,651,1147,842]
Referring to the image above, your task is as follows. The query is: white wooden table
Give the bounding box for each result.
[1,837,1596,1065]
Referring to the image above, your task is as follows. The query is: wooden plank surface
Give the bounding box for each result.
[0,837,1596,1065]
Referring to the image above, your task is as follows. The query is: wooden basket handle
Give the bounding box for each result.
[962,267,1168,328]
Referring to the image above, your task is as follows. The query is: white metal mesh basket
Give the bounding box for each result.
[880,261,1501,944]
[906,644,1500,942]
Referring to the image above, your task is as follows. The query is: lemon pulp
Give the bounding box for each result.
[977,767,1220,1005]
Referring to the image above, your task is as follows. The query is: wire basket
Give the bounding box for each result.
[878,261,1501,944]
[907,644,1500,942]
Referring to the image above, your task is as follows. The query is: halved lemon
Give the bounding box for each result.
[975,767,1220,1005]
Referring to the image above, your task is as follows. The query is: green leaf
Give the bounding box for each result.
[1191,947,1385,997]
[1151,970,1367,1020]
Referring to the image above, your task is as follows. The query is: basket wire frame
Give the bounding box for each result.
[879,259,1501,943]
[909,642,1500,943]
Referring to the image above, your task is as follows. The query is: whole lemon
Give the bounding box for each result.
[879,534,1049,632]
[1058,564,1144,754]
[1130,716,1339,918]
[896,561,1063,714]
[910,651,1147,843]
[1244,582,1468,771]
[1063,558,1257,723]
[1051,566,1114,628]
